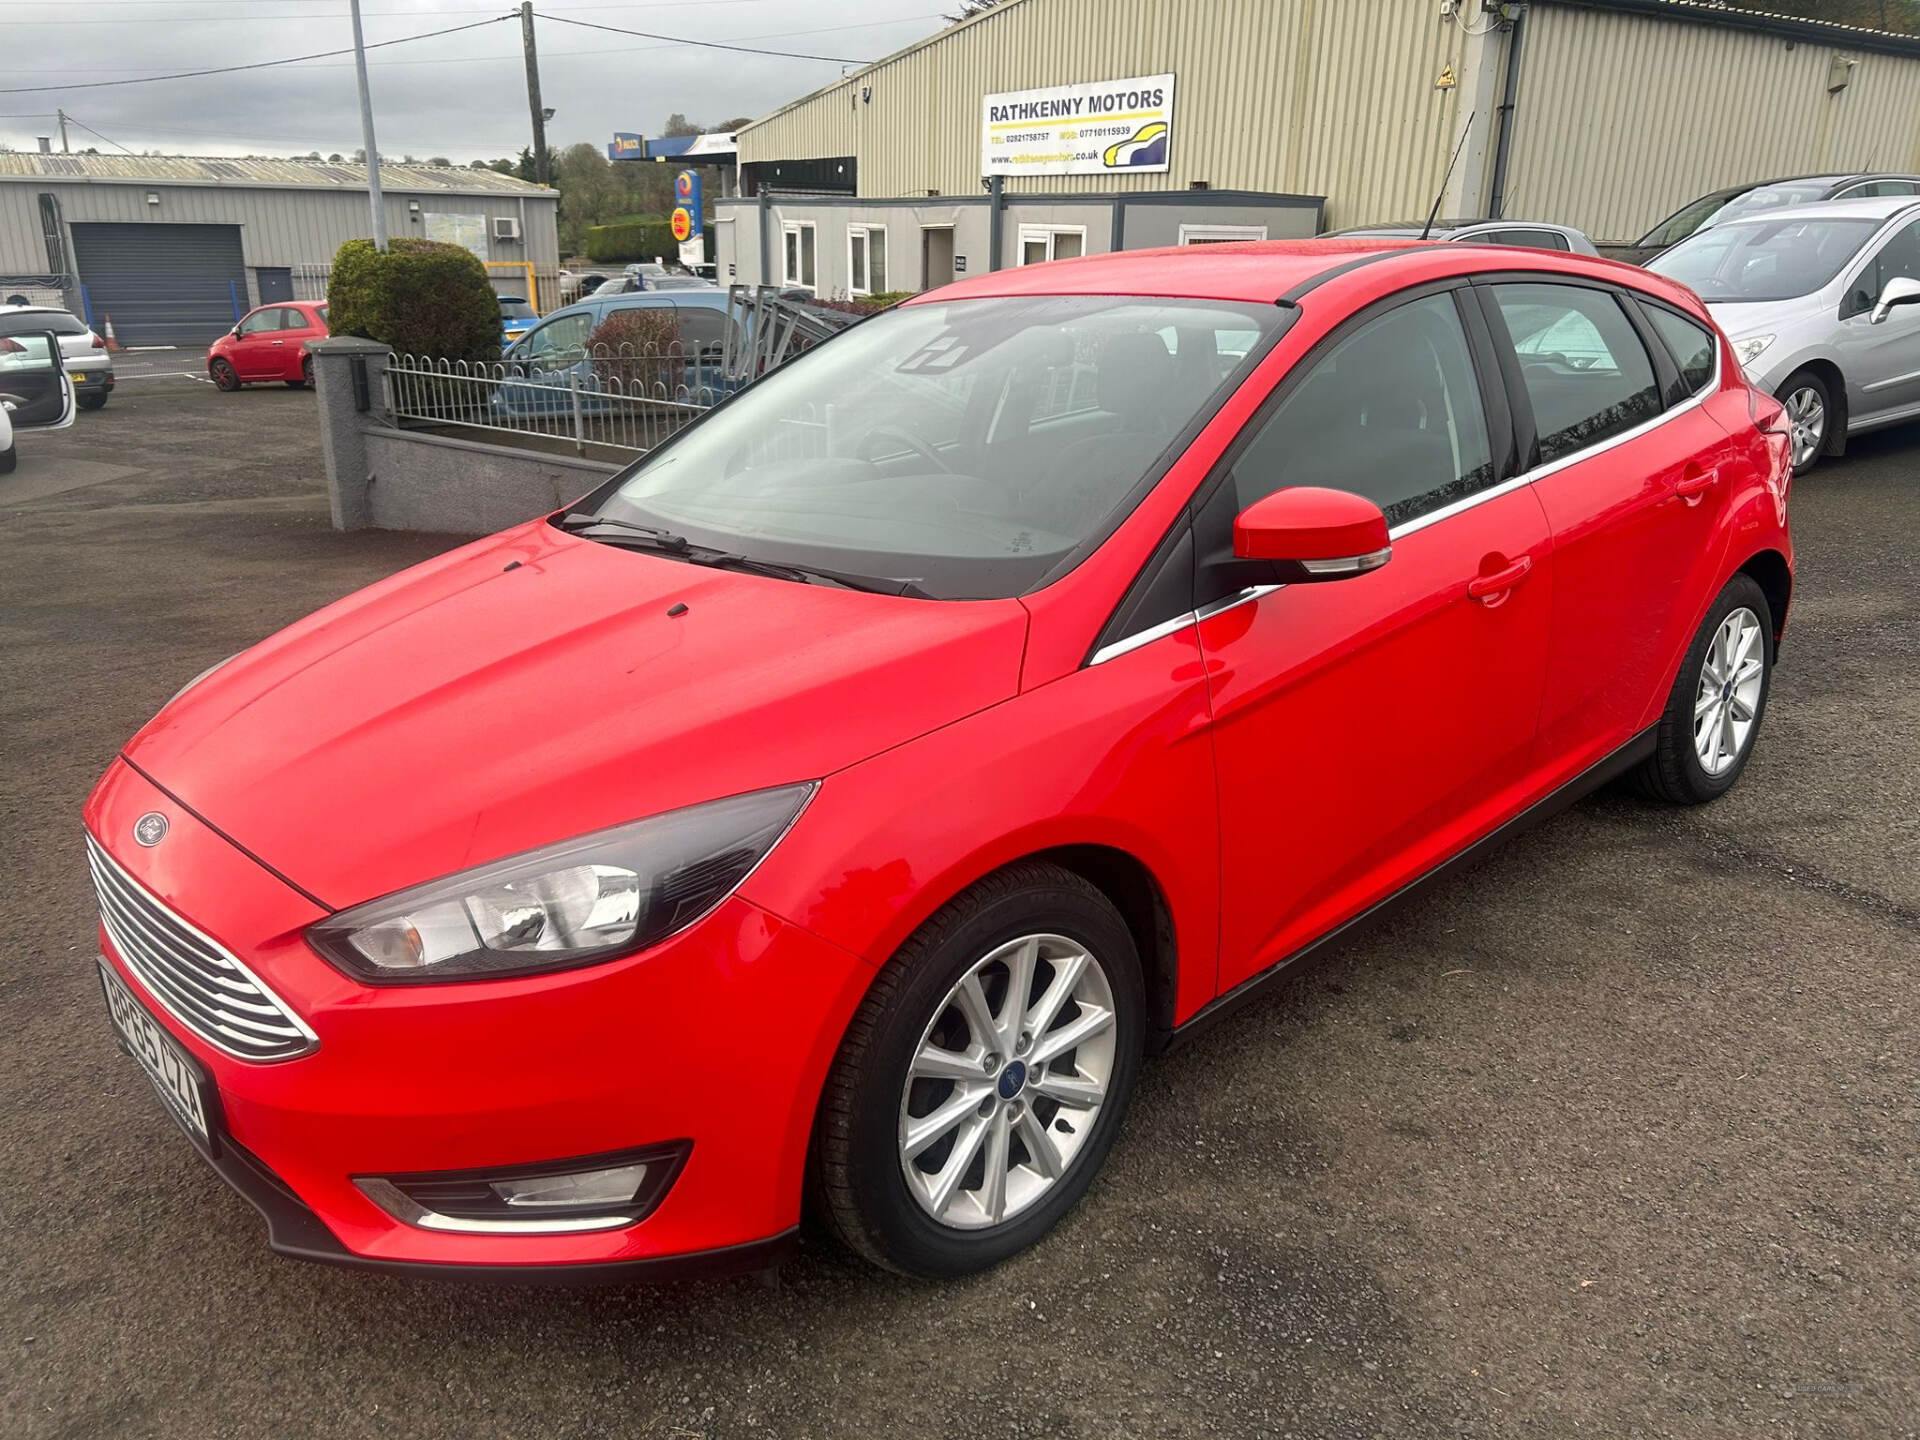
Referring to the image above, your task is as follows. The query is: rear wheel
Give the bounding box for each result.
[812,861,1145,1278]
[288,356,313,388]
[1633,573,1773,805]
[0,442,15,475]
[78,392,108,411]
[1777,369,1830,475]
[210,358,240,392]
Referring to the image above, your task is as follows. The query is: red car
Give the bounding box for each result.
[207,300,329,390]
[86,240,1792,1282]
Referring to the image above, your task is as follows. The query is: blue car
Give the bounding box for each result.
[498,295,538,346]
[491,290,743,419]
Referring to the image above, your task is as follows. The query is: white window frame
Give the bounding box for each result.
[848,222,888,296]
[781,220,817,291]
[1017,224,1088,265]
[1178,223,1269,246]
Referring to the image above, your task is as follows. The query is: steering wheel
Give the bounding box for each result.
[860,426,952,473]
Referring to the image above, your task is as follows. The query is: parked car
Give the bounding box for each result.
[491,289,742,418]
[498,295,538,345]
[1333,218,1600,255]
[574,272,616,298]
[0,303,113,409]
[1619,173,1920,264]
[84,239,1793,1283]
[0,330,77,473]
[207,301,330,391]
[1649,195,1920,473]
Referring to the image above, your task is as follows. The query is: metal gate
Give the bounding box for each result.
[70,223,247,346]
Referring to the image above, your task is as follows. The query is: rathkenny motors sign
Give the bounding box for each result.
[981,73,1175,178]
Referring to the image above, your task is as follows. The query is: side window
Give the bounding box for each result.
[523,311,592,362]
[1841,219,1920,318]
[674,306,733,356]
[279,308,312,331]
[1231,292,1494,528]
[1490,283,1662,465]
[1645,304,1716,400]
[236,309,279,336]
[1474,228,1564,251]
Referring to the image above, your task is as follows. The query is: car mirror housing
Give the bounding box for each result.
[1870,275,1920,324]
[1232,486,1392,582]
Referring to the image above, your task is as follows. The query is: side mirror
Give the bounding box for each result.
[1233,487,1391,581]
[1870,274,1920,324]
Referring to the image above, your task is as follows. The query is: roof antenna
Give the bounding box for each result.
[1420,111,1475,240]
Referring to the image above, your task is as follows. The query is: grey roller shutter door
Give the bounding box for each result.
[70,223,247,346]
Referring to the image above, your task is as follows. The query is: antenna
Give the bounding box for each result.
[1420,112,1475,240]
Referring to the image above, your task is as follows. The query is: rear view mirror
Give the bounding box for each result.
[1871,275,1920,324]
[1233,487,1391,581]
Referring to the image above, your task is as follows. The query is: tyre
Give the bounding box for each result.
[289,357,313,388]
[0,442,14,475]
[210,358,240,392]
[813,861,1145,1278]
[1633,573,1774,805]
[78,393,108,411]
[1777,369,1830,475]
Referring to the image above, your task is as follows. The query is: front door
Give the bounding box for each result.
[228,306,286,380]
[1198,288,1554,992]
[256,267,295,304]
[922,227,955,290]
[1833,214,1920,425]
[0,332,77,435]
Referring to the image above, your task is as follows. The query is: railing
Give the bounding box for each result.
[385,342,719,454]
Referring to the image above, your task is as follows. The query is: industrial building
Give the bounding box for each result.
[720,0,1920,295]
[0,153,558,346]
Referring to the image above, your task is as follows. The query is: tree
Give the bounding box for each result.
[716,115,755,132]
[661,112,702,138]
[328,152,344,162]
[304,150,322,160]
[427,156,452,167]
[944,0,1005,19]
[351,148,366,163]
[515,147,537,183]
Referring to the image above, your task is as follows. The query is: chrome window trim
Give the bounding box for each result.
[1087,291,1720,665]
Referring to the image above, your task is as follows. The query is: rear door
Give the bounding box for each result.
[1479,278,1741,786]
[1196,283,1555,992]
[0,332,77,434]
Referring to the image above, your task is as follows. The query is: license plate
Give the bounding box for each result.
[98,961,216,1152]
[68,371,88,384]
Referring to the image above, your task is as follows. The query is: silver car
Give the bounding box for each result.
[1649,196,1920,473]
[1332,218,1601,256]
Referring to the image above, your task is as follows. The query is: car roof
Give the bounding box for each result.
[1703,195,1920,226]
[541,289,732,322]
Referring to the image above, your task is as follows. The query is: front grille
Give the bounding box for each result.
[86,834,317,1062]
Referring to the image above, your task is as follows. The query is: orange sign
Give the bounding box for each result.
[670,207,694,242]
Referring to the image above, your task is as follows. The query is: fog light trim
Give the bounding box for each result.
[354,1142,689,1236]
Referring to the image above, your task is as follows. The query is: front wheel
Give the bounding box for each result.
[1777,369,1830,475]
[812,862,1145,1278]
[1633,573,1774,805]
[210,358,240,392]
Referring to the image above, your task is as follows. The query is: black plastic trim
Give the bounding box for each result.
[1277,247,1424,304]
[1159,726,1659,1053]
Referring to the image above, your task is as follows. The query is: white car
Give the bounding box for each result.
[0,329,77,473]
[0,303,112,410]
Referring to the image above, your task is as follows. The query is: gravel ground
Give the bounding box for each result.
[1,380,1914,1439]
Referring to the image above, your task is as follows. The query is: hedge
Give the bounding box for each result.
[585,218,677,264]
[325,237,500,360]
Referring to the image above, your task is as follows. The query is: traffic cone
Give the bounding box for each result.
[101,314,122,353]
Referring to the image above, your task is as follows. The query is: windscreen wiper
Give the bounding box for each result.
[555,513,690,550]
[686,551,934,599]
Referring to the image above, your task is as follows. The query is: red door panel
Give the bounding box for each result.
[1201,485,1554,993]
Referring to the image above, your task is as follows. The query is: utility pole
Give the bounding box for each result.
[348,0,389,250]
[520,2,550,187]
[56,109,69,154]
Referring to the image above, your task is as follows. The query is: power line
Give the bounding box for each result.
[61,114,142,155]
[531,10,869,62]
[0,13,512,94]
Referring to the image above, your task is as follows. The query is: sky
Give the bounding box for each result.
[0,0,956,163]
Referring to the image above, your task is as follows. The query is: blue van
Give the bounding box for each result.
[491,289,740,419]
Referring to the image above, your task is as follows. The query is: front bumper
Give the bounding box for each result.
[85,758,874,1278]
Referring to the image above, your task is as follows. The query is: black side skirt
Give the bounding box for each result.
[1160,725,1658,1053]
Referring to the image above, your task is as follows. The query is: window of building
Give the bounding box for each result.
[848,224,888,295]
[1490,283,1662,465]
[782,222,817,290]
[1229,292,1495,528]
[1018,226,1086,265]
[1644,305,1716,400]
[1178,224,1269,246]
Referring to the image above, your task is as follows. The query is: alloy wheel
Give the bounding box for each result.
[898,933,1117,1230]
[1784,385,1825,470]
[1694,606,1765,776]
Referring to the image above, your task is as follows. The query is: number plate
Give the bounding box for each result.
[98,960,217,1153]
[68,372,88,384]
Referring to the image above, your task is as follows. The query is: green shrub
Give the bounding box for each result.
[585,218,676,264]
[586,308,687,396]
[811,290,913,317]
[325,237,500,360]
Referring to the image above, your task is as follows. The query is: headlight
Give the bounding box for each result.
[308,783,816,984]
[1733,334,1776,369]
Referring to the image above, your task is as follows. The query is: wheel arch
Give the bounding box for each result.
[1738,547,1793,644]
[1778,357,1847,457]
[1023,843,1181,1049]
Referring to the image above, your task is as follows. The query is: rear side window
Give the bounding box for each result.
[1474,228,1568,251]
[1645,305,1716,399]
[1230,292,1494,528]
[279,308,311,331]
[1490,283,1662,466]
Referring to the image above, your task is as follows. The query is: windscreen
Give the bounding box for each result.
[1650,217,1879,302]
[499,299,538,320]
[584,295,1286,599]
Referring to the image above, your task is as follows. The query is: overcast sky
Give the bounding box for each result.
[0,0,953,163]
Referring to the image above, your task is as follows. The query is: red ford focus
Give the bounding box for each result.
[87,240,1792,1281]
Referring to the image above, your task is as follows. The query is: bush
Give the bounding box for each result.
[325,237,500,360]
[586,308,690,397]
[585,218,676,264]
[810,290,913,318]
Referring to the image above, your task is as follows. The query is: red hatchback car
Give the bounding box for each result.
[87,240,1792,1281]
[207,300,329,390]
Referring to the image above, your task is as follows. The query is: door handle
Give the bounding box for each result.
[1467,554,1533,604]
[1674,463,1718,498]
[270,339,286,346]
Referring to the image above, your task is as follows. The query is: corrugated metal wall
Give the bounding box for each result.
[743,0,1475,229]
[1504,4,1920,243]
